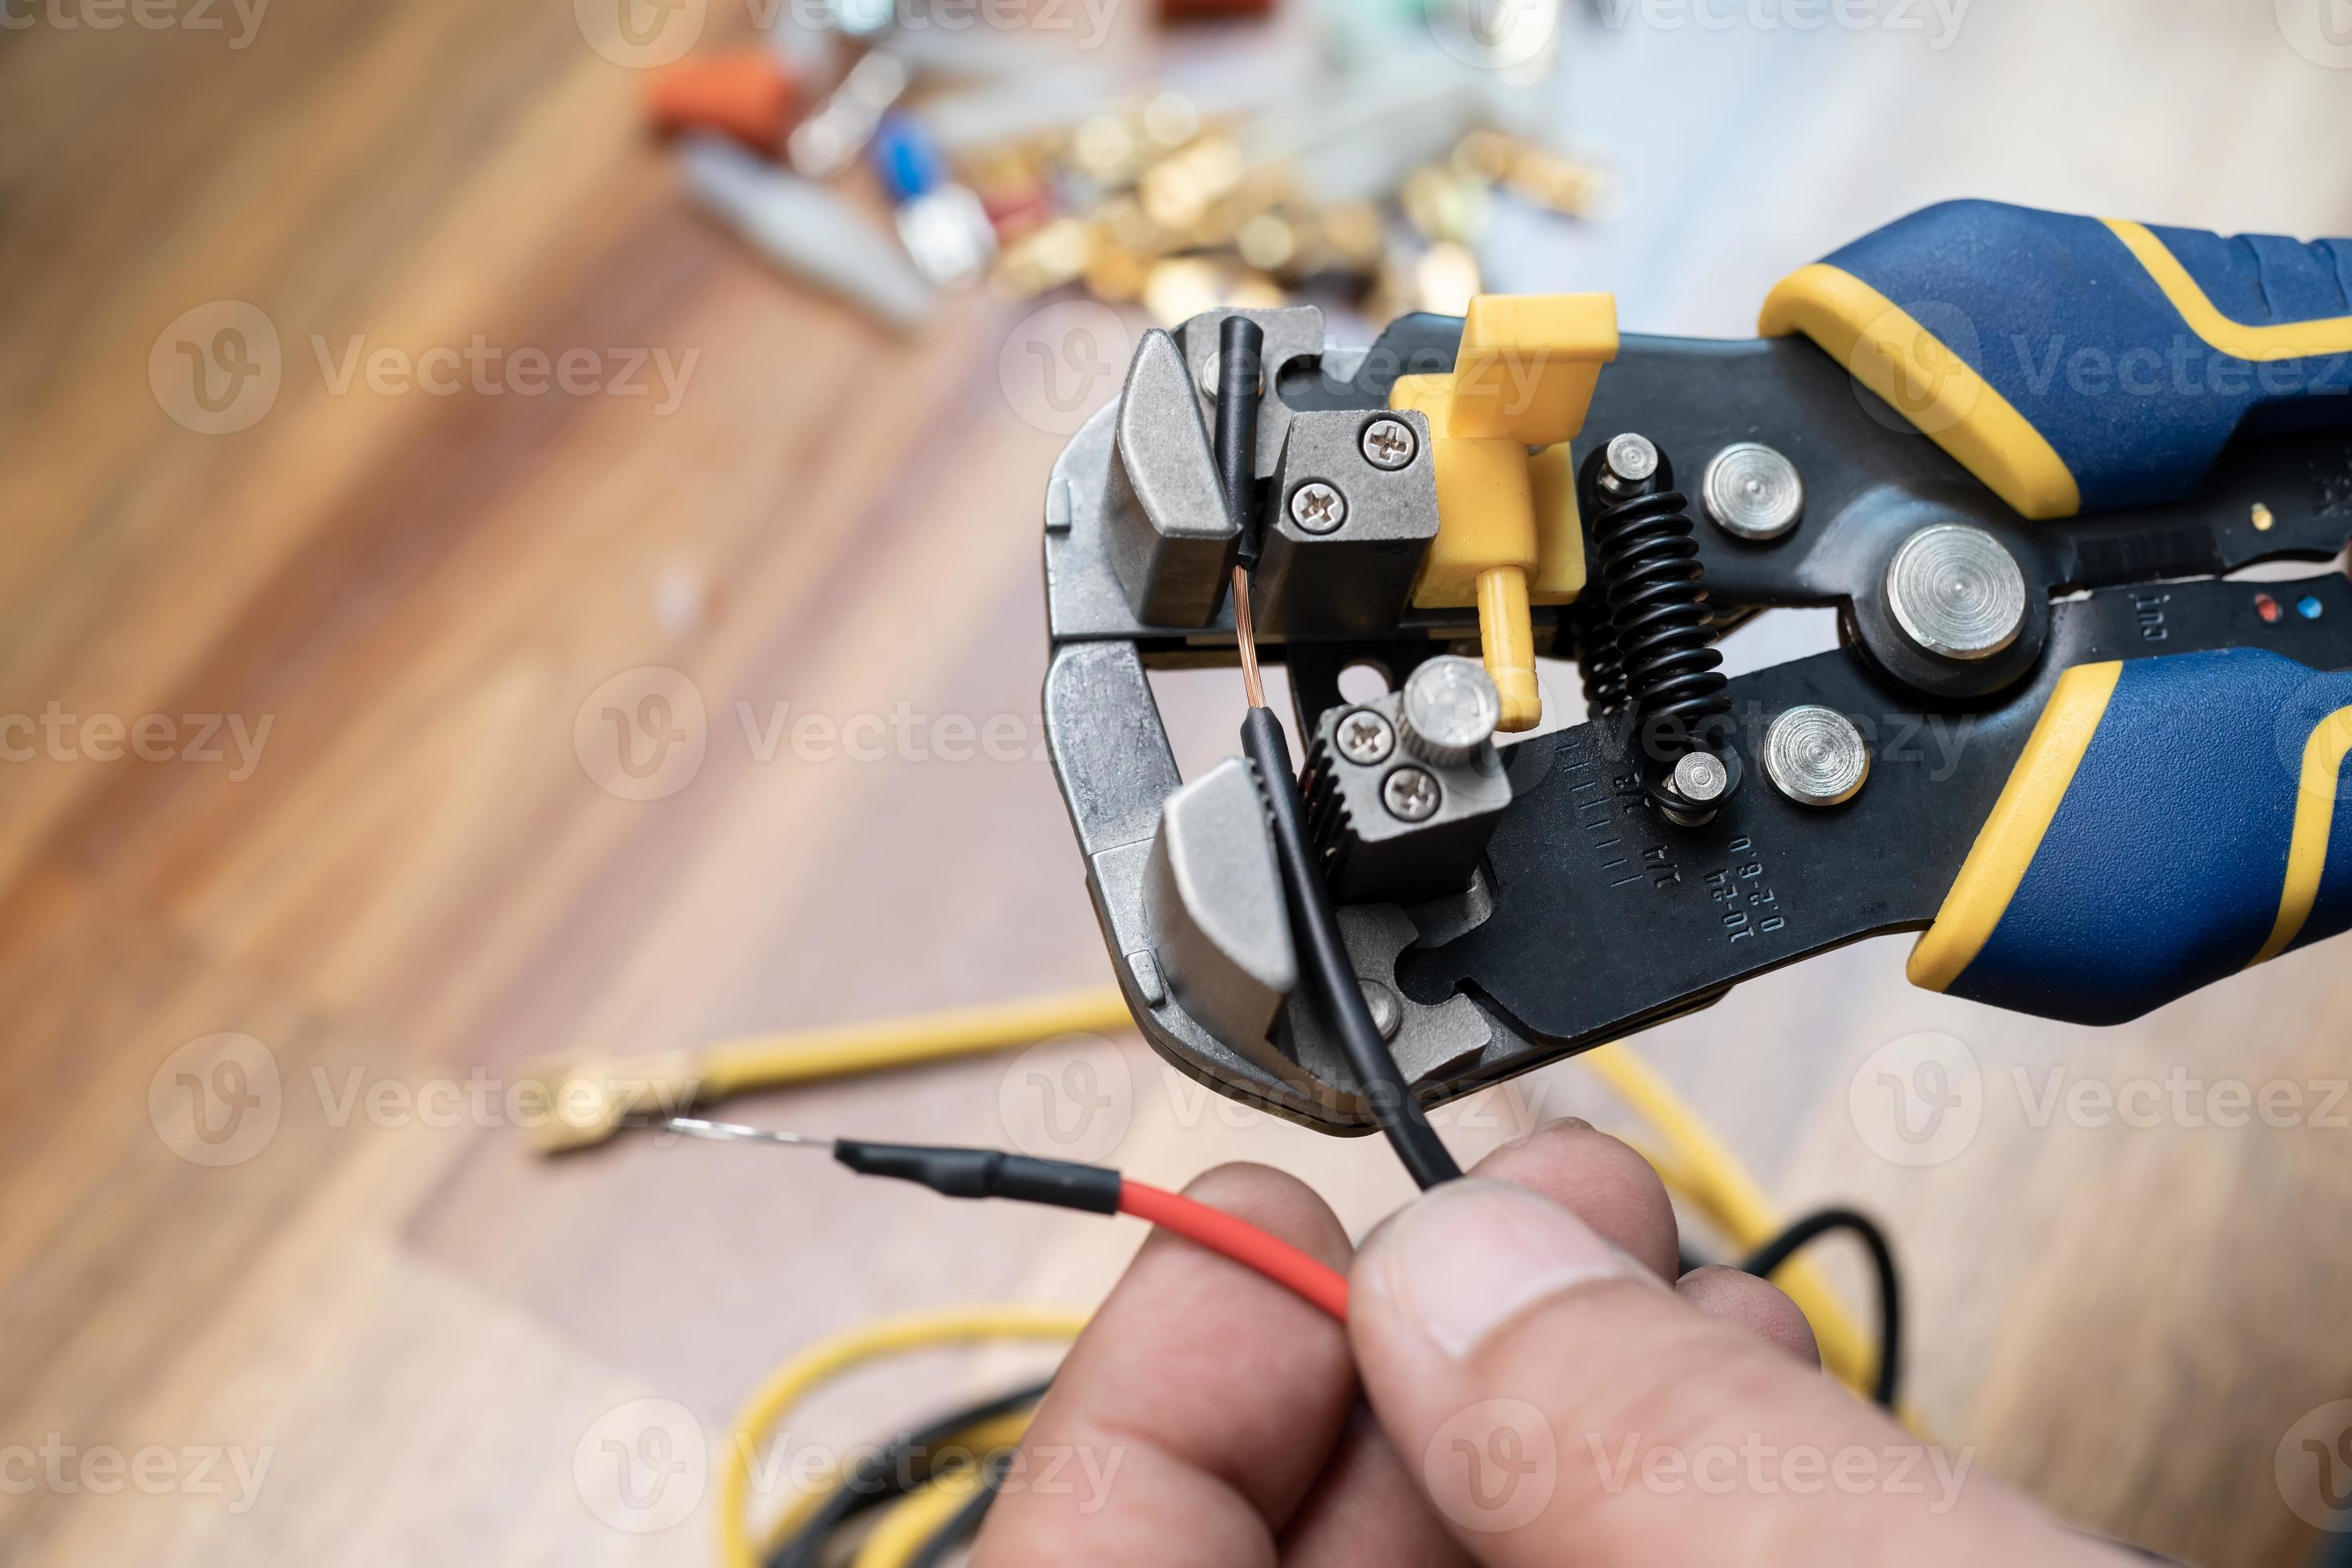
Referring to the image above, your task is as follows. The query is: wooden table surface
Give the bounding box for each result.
[5,1,2352,1563]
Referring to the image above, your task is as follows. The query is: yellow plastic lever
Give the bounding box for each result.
[1390,293,1618,730]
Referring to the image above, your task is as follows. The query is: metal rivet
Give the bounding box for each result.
[1764,706,1870,806]
[1361,980,1403,1042]
[1382,766,1441,822]
[1671,750,1730,804]
[1602,433,1658,487]
[1884,523,2027,661]
[1290,481,1347,534]
[1360,417,1418,470]
[1398,656,1500,766]
[1702,442,1804,542]
[1334,709,1395,766]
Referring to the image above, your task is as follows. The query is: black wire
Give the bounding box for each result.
[1216,314,1266,572]
[1241,706,1462,1189]
[765,1378,1052,1568]
[1740,1207,1902,1410]
[904,1449,1016,1568]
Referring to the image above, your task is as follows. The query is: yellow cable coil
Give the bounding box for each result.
[721,1307,1085,1568]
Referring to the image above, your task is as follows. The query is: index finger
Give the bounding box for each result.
[972,1163,1358,1566]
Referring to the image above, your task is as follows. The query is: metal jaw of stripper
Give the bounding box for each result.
[1040,248,2352,1134]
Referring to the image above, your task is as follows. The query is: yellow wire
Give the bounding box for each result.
[1580,1044,1878,1401]
[653,989,1901,1568]
[698,989,1134,1098]
[522,988,1136,1151]
[850,1409,1037,1568]
[720,1307,1086,1568]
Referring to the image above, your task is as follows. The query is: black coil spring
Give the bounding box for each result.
[1586,482,1727,762]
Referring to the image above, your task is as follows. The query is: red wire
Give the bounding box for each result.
[1117,1179,1350,1320]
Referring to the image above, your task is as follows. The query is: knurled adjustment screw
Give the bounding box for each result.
[1398,656,1501,766]
[1334,709,1396,766]
[1360,418,1418,470]
[1382,766,1442,822]
[1290,481,1347,534]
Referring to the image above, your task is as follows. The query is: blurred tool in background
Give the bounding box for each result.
[642,0,1612,333]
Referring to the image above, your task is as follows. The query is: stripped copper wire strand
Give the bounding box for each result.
[1233,564,1266,710]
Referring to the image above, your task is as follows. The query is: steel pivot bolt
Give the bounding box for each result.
[1764,705,1870,806]
[1382,766,1441,822]
[1702,442,1804,542]
[1885,523,2027,661]
[1290,481,1347,534]
[1360,418,1418,470]
[1334,709,1396,766]
[1598,432,1660,498]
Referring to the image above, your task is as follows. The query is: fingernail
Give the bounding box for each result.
[1372,1180,1636,1358]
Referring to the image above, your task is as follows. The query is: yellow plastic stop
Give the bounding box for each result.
[1390,293,1618,730]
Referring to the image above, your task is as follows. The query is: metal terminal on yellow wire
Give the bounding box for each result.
[515,988,1138,1154]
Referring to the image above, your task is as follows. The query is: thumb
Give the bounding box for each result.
[1346,1179,2115,1566]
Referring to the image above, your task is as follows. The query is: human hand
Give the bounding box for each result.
[975,1121,2120,1565]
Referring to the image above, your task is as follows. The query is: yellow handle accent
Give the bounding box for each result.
[2102,219,2352,362]
[1759,262,2080,522]
[2253,706,2352,965]
[1907,661,2121,991]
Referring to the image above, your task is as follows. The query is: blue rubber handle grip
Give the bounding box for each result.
[1910,646,2352,1026]
[1761,200,2352,519]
